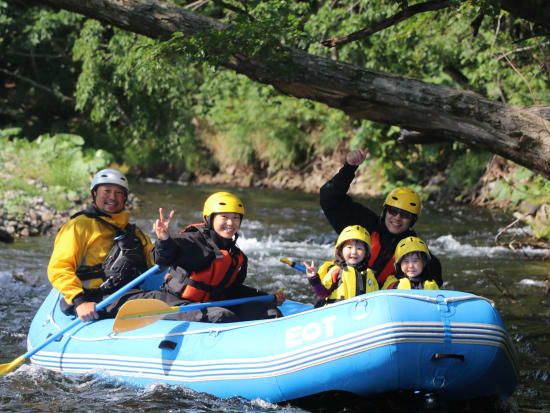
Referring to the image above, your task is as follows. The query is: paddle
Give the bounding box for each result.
[112,294,276,333]
[0,264,161,376]
[280,257,307,273]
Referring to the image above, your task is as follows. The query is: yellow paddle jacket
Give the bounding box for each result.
[47,211,154,305]
[318,261,379,301]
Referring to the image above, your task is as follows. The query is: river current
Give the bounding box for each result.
[1,183,549,412]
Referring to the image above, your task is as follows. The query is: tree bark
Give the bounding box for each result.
[501,0,550,32]
[17,0,550,179]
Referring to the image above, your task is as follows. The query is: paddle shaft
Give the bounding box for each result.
[119,294,275,321]
[23,265,161,360]
[281,258,306,273]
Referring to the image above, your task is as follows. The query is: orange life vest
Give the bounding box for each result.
[171,223,245,302]
[180,248,245,302]
[368,232,397,288]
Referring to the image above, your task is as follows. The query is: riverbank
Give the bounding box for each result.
[0,193,141,243]
[193,148,381,197]
[2,148,550,254]
[192,153,550,253]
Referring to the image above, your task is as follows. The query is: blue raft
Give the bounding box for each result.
[27,272,518,403]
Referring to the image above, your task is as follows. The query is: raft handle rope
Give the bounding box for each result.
[43,278,494,343]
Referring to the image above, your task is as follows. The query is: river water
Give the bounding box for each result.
[1,183,549,412]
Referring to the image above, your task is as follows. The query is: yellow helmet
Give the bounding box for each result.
[394,236,431,265]
[335,225,371,256]
[383,187,421,216]
[203,192,245,221]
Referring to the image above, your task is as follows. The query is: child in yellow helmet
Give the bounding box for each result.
[393,236,439,290]
[303,225,381,307]
[152,191,285,322]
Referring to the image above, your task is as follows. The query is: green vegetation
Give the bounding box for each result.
[1,0,550,237]
[489,166,550,238]
[0,129,110,215]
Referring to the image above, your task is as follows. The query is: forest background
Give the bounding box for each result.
[1,0,550,243]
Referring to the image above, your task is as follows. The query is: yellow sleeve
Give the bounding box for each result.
[317,261,336,290]
[47,219,88,304]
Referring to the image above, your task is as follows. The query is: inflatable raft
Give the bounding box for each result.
[27,271,518,403]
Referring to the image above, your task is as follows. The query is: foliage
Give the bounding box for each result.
[487,165,550,239]
[0,130,110,214]
[0,2,82,136]
[72,22,210,173]
[1,0,549,212]
[165,1,310,71]
[447,147,492,188]
[490,167,550,207]
[195,69,348,171]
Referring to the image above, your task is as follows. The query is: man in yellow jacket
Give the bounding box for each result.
[48,169,156,322]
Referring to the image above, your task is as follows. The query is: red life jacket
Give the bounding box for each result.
[368,232,397,287]
[181,248,245,302]
[176,223,245,302]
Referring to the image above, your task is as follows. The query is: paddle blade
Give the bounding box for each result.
[113,298,172,334]
[280,257,294,266]
[0,355,25,376]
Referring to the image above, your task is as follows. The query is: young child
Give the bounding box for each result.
[393,236,439,290]
[303,225,379,307]
[152,191,285,322]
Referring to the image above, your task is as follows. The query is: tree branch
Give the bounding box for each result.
[0,67,74,101]
[397,129,451,145]
[470,13,484,37]
[525,105,550,122]
[496,41,550,61]
[443,64,469,89]
[500,0,550,32]
[321,0,451,48]
[213,0,252,20]
[11,0,550,180]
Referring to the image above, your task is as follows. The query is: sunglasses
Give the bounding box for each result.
[386,206,415,220]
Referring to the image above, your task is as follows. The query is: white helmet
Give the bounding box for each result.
[90,169,129,193]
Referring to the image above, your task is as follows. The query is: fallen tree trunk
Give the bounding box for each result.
[17,0,550,179]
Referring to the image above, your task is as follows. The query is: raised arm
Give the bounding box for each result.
[320,150,378,234]
[152,208,182,266]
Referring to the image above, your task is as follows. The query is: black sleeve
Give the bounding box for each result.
[152,233,215,271]
[320,162,379,234]
[224,255,266,298]
[152,237,180,266]
[227,284,268,298]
